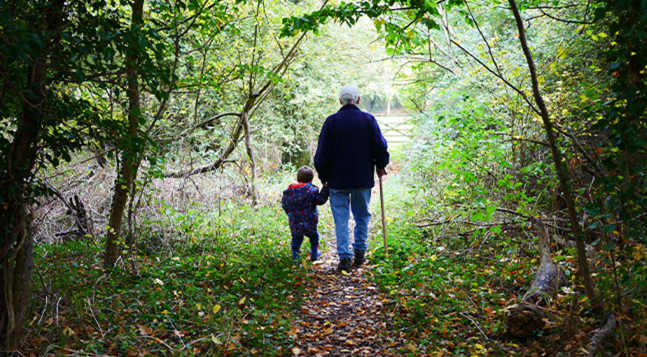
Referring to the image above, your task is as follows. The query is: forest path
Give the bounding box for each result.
[287,173,406,356]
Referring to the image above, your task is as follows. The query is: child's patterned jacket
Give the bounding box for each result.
[281,183,329,235]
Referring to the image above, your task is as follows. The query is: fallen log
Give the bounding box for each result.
[586,313,617,357]
[506,220,563,338]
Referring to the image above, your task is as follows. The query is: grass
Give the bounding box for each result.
[29,202,310,356]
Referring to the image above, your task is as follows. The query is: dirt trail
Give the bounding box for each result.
[288,176,406,356]
[288,252,406,356]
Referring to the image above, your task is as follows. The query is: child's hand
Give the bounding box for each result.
[323,182,328,187]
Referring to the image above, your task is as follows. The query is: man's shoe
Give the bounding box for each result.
[337,257,352,272]
[292,250,300,262]
[353,250,366,266]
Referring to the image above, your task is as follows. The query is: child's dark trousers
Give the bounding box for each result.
[291,231,319,255]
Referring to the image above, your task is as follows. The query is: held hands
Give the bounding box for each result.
[377,168,387,178]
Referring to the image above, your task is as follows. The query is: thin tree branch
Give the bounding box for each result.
[492,132,549,147]
[450,40,541,116]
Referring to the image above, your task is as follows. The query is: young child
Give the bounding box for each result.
[281,166,329,262]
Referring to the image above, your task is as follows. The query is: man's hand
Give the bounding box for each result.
[377,168,387,178]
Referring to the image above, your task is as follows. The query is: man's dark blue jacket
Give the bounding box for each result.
[314,104,389,189]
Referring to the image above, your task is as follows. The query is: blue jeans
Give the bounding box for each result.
[291,231,319,254]
[329,188,372,259]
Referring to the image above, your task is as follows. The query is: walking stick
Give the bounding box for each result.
[379,175,389,256]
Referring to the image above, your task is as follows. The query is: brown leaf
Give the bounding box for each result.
[138,325,153,336]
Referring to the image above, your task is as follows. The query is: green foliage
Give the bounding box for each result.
[583,0,647,241]
[30,201,307,355]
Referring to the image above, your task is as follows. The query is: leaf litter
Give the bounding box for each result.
[288,237,407,356]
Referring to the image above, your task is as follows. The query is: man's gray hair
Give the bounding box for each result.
[339,92,359,105]
[339,85,360,105]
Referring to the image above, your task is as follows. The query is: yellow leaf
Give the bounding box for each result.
[341,270,350,276]
[239,297,246,305]
[474,343,486,355]
[62,326,75,337]
[154,278,164,286]
[291,347,301,355]
[431,255,438,262]
[196,304,201,310]
[213,304,221,314]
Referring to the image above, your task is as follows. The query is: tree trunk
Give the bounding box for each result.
[1,38,42,357]
[0,0,66,349]
[0,219,34,353]
[506,220,563,338]
[105,0,144,267]
[507,0,603,316]
[586,313,617,357]
[242,111,258,206]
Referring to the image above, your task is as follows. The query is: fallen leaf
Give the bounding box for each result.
[474,343,486,355]
[62,326,75,337]
[213,304,221,314]
[211,334,222,345]
[138,325,153,336]
[291,346,301,355]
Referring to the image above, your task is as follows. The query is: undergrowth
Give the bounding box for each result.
[365,161,647,356]
[29,202,310,356]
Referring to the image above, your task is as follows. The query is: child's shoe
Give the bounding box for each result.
[310,245,321,261]
[292,250,300,262]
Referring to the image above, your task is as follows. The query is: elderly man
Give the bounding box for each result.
[314,85,390,272]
